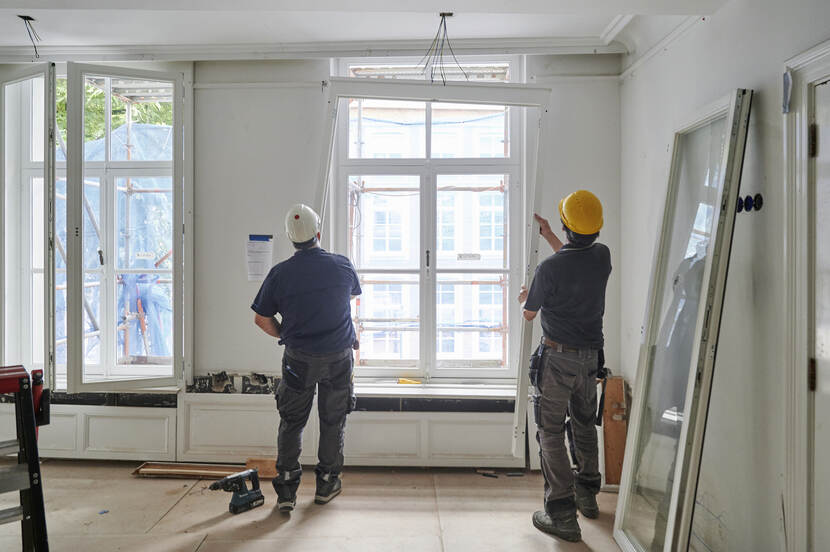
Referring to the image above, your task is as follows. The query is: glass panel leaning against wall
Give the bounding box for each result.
[615,90,752,552]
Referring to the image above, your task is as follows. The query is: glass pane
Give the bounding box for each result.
[110,78,174,161]
[431,103,508,158]
[117,177,173,270]
[83,272,102,366]
[435,273,507,370]
[83,76,107,162]
[31,76,44,163]
[56,78,67,161]
[349,99,426,158]
[349,63,510,83]
[32,177,44,270]
[348,175,420,270]
[353,273,419,368]
[620,115,727,551]
[436,175,507,270]
[32,273,44,365]
[116,272,173,367]
[82,177,102,270]
[55,177,67,270]
[55,270,67,387]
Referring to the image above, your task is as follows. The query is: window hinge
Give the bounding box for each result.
[809,357,817,392]
[809,123,818,158]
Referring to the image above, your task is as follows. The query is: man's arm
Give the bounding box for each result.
[535,213,564,252]
[517,285,539,321]
[254,313,281,338]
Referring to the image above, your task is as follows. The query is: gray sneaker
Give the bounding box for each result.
[575,485,599,519]
[532,510,581,542]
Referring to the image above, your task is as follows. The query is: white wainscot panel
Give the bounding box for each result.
[178,393,318,464]
[428,413,516,461]
[0,404,175,461]
[344,412,422,462]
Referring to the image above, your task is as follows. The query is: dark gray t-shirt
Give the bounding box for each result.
[524,242,612,348]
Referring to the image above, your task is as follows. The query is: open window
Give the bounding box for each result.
[614,90,752,552]
[1,63,56,388]
[65,63,183,391]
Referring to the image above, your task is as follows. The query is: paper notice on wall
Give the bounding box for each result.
[246,234,274,282]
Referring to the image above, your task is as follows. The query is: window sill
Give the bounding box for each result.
[353,382,516,400]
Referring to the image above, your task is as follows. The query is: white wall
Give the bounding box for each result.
[618,1,830,549]
[527,55,621,371]
[193,57,622,377]
[192,60,329,376]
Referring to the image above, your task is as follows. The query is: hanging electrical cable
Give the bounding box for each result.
[417,13,469,84]
[17,15,41,59]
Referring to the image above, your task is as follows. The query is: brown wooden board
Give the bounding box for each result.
[602,376,627,485]
[132,462,244,479]
[245,457,277,479]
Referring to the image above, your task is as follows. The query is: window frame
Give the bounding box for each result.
[66,62,185,392]
[322,74,548,385]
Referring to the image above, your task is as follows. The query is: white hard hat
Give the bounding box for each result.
[285,203,321,244]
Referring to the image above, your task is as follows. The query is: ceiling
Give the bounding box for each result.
[0,1,728,56]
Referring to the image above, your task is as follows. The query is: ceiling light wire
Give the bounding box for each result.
[417,13,468,85]
[17,15,41,59]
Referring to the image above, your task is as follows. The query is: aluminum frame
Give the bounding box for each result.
[316,77,551,458]
[66,62,185,392]
[614,89,752,552]
[0,63,56,388]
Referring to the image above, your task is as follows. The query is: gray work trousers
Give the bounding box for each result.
[531,346,601,512]
[276,347,355,479]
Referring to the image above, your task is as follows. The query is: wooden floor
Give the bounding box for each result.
[0,459,621,551]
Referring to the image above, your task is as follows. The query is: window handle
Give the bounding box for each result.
[426,249,430,268]
[98,249,104,266]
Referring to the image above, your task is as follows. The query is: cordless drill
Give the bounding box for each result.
[209,468,265,514]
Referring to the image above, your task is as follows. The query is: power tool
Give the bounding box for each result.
[209,468,265,514]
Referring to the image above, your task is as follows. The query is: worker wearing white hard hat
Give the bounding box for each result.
[251,203,361,512]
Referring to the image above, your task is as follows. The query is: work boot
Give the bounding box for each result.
[272,470,300,512]
[575,484,600,519]
[314,472,342,504]
[532,510,581,542]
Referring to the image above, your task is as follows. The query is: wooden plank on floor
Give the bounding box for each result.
[245,457,277,478]
[602,376,627,485]
[132,462,243,479]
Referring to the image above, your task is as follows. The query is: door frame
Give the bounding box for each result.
[783,37,830,552]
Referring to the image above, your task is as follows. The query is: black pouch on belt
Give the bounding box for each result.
[528,343,545,388]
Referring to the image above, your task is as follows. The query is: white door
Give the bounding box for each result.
[813,78,830,551]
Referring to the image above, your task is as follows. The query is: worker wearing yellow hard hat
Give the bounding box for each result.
[518,190,611,542]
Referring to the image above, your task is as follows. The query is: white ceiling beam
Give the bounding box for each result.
[1,0,729,15]
[0,37,626,63]
[600,15,635,46]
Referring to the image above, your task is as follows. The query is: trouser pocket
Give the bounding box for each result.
[529,344,545,388]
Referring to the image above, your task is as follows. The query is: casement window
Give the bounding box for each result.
[332,59,525,381]
[1,62,186,392]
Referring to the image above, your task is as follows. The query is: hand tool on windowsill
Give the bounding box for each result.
[208,468,265,514]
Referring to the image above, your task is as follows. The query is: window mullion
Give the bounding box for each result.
[422,168,437,380]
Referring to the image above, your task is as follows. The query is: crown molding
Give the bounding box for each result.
[0,37,626,63]
[600,15,634,46]
[619,15,701,81]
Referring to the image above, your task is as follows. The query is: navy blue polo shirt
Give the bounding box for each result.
[251,247,361,354]
[524,242,612,348]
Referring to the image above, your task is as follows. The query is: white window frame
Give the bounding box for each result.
[0,63,56,387]
[317,77,550,460]
[613,90,752,552]
[66,62,186,392]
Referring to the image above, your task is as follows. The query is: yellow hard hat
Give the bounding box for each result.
[559,190,603,235]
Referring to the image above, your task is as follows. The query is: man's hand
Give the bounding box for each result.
[518,285,529,304]
[535,213,564,252]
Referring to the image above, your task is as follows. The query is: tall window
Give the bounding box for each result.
[335,60,520,380]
